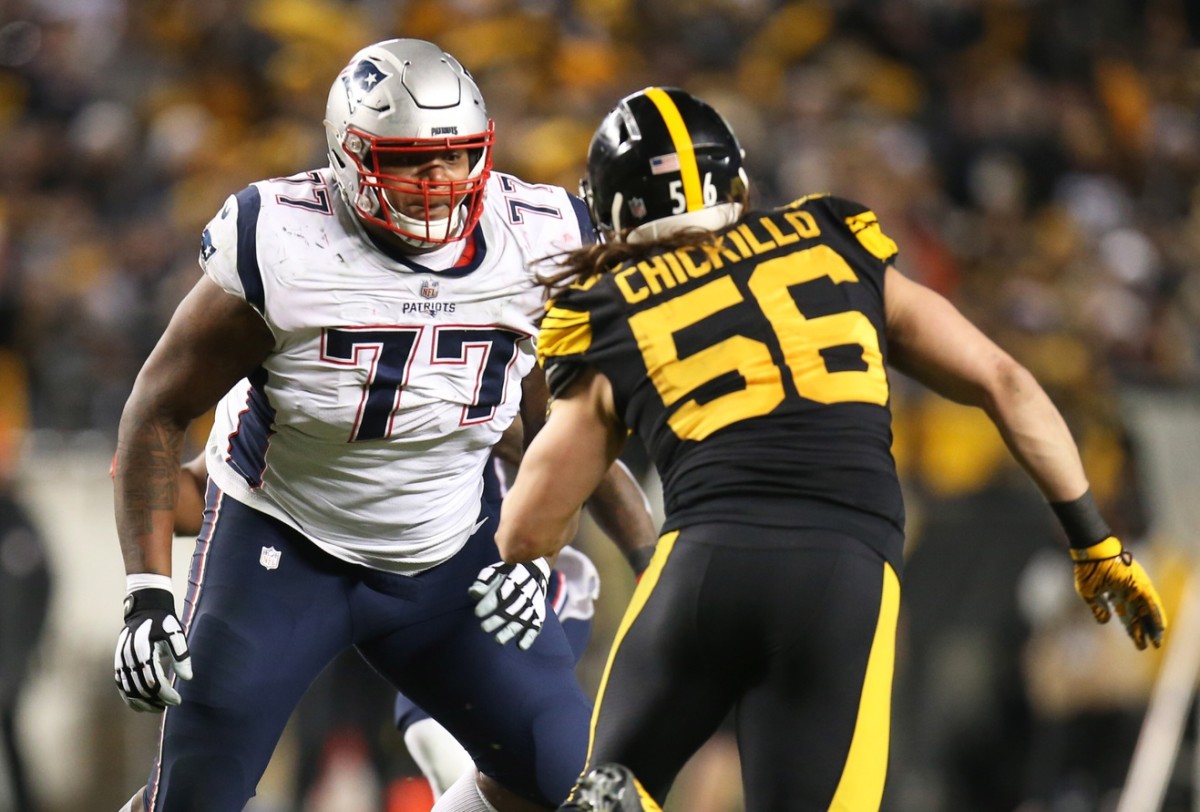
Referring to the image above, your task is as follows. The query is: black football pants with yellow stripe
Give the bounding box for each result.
[585,522,901,812]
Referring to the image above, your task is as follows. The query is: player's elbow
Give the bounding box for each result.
[495,517,558,565]
[980,354,1042,417]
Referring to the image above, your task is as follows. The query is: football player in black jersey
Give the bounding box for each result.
[478,87,1167,812]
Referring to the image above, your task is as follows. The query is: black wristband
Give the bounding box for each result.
[1049,490,1113,549]
[123,587,176,618]
[625,546,656,576]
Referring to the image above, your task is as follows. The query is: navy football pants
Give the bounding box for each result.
[394,603,592,734]
[142,485,589,811]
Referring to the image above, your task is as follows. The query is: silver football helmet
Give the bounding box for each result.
[324,39,494,247]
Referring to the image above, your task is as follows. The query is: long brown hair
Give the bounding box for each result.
[539,190,752,293]
[538,229,720,291]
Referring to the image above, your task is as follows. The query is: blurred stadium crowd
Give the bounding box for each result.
[0,0,1198,442]
[1,0,1198,810]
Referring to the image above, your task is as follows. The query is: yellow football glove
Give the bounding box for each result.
[1070,537,1167,650]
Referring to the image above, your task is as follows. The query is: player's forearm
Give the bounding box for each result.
[501,367,626,562]
[497,488,579,563]
[173,454,208,537]
[497,440,593,562]
[497,418,613,562]
[982,358,1090,503]
[114,404,187,576]
[586,459,658,571]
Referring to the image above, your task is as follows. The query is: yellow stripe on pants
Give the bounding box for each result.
[585,530,680,765]
[828,561,901,811]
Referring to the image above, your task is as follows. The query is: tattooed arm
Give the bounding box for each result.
[114,276,274,576]
[111,276,272,714]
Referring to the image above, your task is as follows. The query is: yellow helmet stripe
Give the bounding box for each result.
[643,87,703,211]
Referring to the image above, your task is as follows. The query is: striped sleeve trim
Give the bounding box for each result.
[538,304,593,365]
[234,185,265,316]
[567,193,598,246]
[844,209,899,263]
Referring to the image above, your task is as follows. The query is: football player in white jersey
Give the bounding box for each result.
[111,39,656,812]
[168,432,652,803]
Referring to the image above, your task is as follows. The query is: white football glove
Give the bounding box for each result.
[114,586,193,712]
[469,559,551,650]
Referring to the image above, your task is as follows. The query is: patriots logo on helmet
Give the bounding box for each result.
[341,59,391,114]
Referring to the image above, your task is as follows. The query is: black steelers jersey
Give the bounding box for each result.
[539,195,905,568]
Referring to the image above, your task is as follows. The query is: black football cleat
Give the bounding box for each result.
[565,763,644,811]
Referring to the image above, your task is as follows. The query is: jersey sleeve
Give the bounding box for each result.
[198,185,266,317]
[200,194,245,298]
[528,185,596,253]
[814,195,900,267]
[566,193,598,246]
[538,296,595,398]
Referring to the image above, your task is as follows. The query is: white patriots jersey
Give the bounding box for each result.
[199,168,594,574]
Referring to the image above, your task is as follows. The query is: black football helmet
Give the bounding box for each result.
[582,87,748,242]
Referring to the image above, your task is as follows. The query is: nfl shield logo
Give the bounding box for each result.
[420,278,439,299]
[259,547,281,570]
